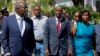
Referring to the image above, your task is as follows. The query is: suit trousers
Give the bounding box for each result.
[50,46,67,56]
[97,52,100,56]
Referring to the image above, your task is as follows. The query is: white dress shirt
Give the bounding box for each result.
[4,13,26,56]
[15,13,25,36]
[31,16,48,41]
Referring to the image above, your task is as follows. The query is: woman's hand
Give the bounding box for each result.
[45,48,50,56]
[71,25,76,35]
[67,48,73,56]
[94,50,97,56]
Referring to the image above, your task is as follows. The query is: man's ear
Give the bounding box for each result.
[15,7,20,12]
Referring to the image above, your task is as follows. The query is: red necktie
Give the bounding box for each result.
[57,19,60,33]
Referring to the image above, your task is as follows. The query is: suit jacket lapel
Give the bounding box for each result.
[60,18,66,34]
[13,14,21,36]
[51,17,59,36]
[23,17,27,37]
[54,17,62,36]
[53,17,57,33]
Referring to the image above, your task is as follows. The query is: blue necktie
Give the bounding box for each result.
[19,18,23,34]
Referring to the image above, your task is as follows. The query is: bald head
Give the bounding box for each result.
[14,2,26,16]
[14,2,26,9]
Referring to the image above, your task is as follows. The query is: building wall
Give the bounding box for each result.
[55,0,73,7]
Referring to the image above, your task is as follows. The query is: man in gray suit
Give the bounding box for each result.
[44,6,73,56]
[95,23,100,56]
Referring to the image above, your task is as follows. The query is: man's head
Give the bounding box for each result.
[0,11,3,20]
[55,6,63,19]
[1,8,9,16]
[33,5,41,17]
[15,2,27,16]
[63,9,69,18]
[72,11,79,21]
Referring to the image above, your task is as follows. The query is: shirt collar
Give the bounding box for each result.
[15,13,24,20]
[55,16,61,21]
[32,15,43,20]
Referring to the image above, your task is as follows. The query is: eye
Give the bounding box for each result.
[74,15,79,17]
[56,10,62,12]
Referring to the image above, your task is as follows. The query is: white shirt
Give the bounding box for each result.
[3,13,26,56]
[15,13,25,36]
[72,20,77,26]
[31,16,48,41]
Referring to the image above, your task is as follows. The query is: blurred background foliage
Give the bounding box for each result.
[0,0,12,12]
[0,0,100,22]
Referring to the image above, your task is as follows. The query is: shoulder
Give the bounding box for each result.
[3,15,15,21]
[45,16,55,25]
[24,16,33,24]
[76,21,82,25]
[64,19,71,25]
[95,23,100,27]
[65,19,70,22]
[42,16,48,19]
[88,23,94,27]
[31,16,35,20]
[41,16,48,21]
[48,16,55,19]
[5,14,15,19]
[47,16,55,21]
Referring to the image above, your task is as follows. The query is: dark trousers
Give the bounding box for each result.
[97,52,100,56]
[49,47,67,56]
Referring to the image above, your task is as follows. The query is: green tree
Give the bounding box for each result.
[30,0,55,16]
[0,0,12,12]
[0,0,5,10]
[40,0,55,16]
[7,0,12,12]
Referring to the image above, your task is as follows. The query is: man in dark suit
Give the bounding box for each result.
[1,7,9,17]
[2,2,35,56]
[44,6,73,56]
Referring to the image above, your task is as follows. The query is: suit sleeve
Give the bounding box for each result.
[67,21,73,50]
[44,19,50,50]
[2,17,10,54]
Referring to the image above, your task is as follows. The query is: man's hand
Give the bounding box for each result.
[4,53,11,56]
[94,50,97,56]
[67,48,72,56]
[32,53,36,56]
[45,48,50,56]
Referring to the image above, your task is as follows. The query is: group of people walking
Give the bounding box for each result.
[0,2,100,56]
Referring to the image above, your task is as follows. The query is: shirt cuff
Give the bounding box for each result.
[4,53,11,56]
